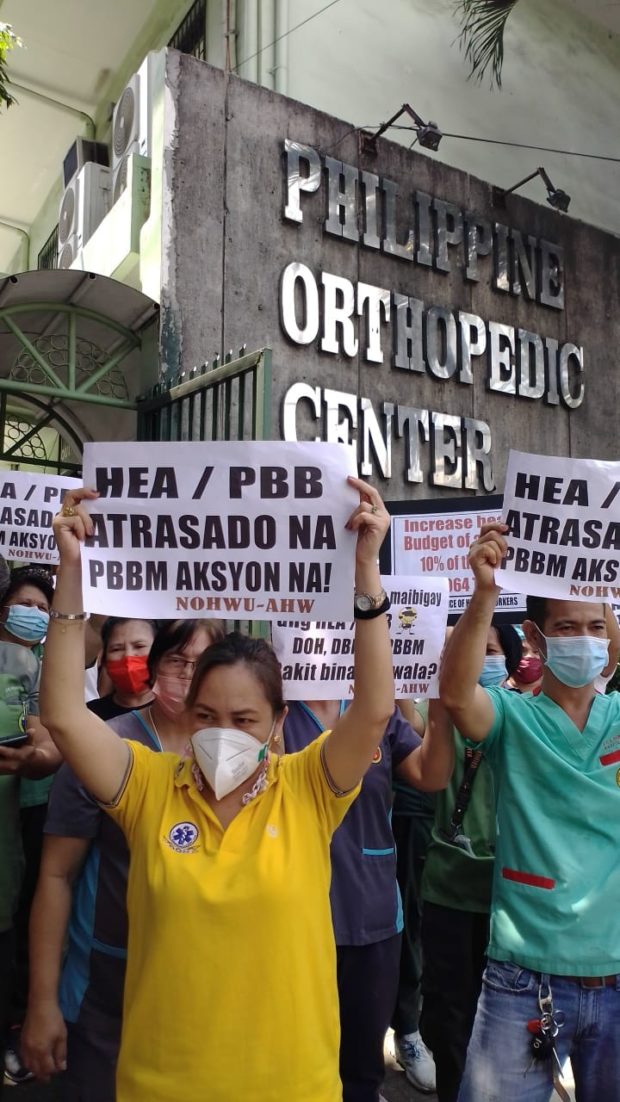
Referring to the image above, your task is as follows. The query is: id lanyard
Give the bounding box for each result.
[440,746,484,856]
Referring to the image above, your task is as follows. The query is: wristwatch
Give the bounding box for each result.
[354,588,388,612]
[353,588,390,619]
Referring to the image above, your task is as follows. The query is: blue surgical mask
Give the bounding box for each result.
[542,634,609,689]
[4,604,49,644]
[479,655,507,688]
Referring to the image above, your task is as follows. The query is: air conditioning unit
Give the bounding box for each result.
[57,163,111,269]
[111,52,156,203]
[63,137,109,188]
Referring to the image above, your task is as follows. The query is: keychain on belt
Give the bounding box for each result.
[525,980,570,1101]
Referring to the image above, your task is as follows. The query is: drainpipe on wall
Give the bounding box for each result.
[225,0,238,71]
[9,82,95,138]
[274,0,289,95]
[0,219,30,272]
[262,0,276,89]
[237,0,259,84]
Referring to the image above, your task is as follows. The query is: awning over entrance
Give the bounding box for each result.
[0,269,159,470]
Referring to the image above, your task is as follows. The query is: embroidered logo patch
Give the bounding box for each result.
[165,821,200,853]
[266,824,278,838]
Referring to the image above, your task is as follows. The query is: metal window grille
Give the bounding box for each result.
[169,0,207,60]
[38,225,59,270]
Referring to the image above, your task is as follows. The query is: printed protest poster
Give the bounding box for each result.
[81,441,358,620]
[500,451,620,600]
[389,497,525,617]
[271,574,449,700]
[0,470,80,563]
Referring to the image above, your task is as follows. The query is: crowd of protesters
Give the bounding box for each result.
[0,478,618,1102]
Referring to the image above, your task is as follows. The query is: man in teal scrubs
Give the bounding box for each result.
[440,521,620,1102]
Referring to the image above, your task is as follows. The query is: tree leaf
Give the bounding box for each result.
[454,0,520,89]
[0,23,22,110]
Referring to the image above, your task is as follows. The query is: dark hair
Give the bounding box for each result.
[492,618,522,677]
[147,618,225,684]
[526,595,607,632]
[100,617,158,659]
[3,567,55,608]
[525,596,549,631]
[0,556,9,602]
[186,631,285,715]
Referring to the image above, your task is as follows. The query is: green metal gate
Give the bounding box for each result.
[137,348,273,635]
[137,348,272,443]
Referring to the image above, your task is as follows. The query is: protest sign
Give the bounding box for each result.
[500,451,620,601]
[387,496,525,617]
[0,470,80,563]
[271,574,449,700]
[81,441,358,620]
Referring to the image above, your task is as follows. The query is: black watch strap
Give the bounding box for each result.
[353,595,391,620]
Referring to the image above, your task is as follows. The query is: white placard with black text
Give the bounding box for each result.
[0,470,81,563]
[500,451,620,601]
[81,440,358,620]
[271,574,449,700]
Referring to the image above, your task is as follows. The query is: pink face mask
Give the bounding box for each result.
[152,674,188,719]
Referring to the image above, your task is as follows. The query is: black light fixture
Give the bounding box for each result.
[361,103,443,153]
[492,165,571,212]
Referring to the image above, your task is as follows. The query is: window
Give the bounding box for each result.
[169,0,207,61]
[37,225,59,270]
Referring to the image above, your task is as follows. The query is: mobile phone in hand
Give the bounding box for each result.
[0,733,29,749]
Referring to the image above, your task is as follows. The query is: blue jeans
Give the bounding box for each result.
[458,959,620,1102]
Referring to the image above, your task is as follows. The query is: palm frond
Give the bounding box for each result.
[0,23,22,110]
[454,0,520,89]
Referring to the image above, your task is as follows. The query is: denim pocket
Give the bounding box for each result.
[483,959,538,994]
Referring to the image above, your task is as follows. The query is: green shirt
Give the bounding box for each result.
[0,640,40,743]
[422,728,495,913]
[484,686,620,976]
[20,774,54,809]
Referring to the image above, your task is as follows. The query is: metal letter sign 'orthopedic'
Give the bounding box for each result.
[279,140,585,494]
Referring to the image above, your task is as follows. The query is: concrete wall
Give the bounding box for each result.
[240,0,620,238]
[162,55,619,501]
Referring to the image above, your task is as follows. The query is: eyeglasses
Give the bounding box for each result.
[160,654,198,674]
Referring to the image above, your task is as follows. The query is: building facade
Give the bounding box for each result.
[0,0,618,491]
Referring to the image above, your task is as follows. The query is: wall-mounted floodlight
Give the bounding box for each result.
[492,166,571,212]
[361,104,443,154]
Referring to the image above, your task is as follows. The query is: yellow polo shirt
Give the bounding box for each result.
[104,734,358,1102]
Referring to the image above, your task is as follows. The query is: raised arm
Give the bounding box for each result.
[396,699,455,791]
[322,477,394,791]
[39,490,129,802]
[396,698,425,736]
[439,522,507,742]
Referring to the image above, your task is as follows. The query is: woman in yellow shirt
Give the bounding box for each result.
[39,476,395,1102]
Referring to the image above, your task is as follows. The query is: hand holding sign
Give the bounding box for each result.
[345,476,390,570]
[52,488,98,566]
[79,441,358,620]
[469,522,509,594]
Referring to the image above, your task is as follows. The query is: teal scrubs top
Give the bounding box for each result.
[484,686,620,976]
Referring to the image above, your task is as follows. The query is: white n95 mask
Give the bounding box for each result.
[191,727,270,800]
